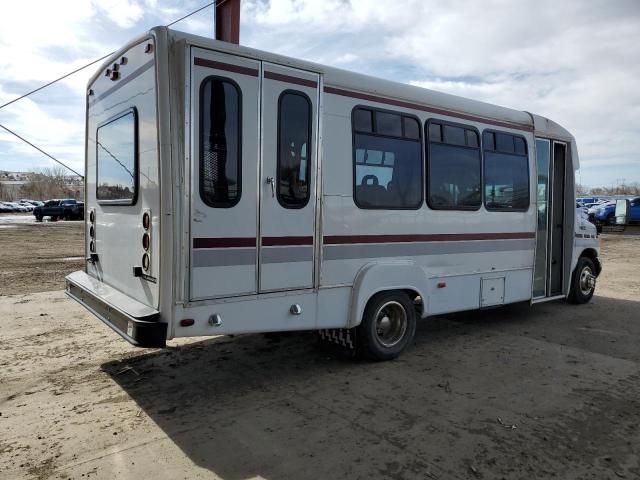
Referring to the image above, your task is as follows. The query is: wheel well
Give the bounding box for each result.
[363,289,424,320]
[580,248,601,276]
[402,289,423,316]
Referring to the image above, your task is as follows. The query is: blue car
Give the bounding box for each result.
[590,197,640,225]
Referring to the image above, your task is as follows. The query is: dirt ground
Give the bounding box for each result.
[0,218,84,295]
[1,217,640,479]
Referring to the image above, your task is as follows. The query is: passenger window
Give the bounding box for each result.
[375,111,402,137]
[277,91,312,208]
[403,117,420,140]
[352,107,422,209]
[426,121,481,210]
[483,131,530,210]
[96,108,137,204]
[353,108,373,133]
[200,77,241,208]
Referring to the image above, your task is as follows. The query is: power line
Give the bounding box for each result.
[0,1,216,112]
[0,123,84,178]
[0,1,217,176]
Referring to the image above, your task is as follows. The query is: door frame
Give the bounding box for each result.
[257,62,322,293]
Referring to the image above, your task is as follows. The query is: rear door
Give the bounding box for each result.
[189,48,260,300]
[259,64,319,291]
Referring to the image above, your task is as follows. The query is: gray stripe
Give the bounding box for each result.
[193,248,256,267]
[262,246,313,264]
[89,60,155,106]
[323,239,535,261]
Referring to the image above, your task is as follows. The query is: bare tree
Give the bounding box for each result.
[18,167,83,200]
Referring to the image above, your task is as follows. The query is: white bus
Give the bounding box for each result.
[66,27,601,360]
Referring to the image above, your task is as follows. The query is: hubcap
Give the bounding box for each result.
[374,300,408,348]
[579,266,596,296]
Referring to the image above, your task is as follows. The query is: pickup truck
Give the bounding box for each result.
[34,199,84,221]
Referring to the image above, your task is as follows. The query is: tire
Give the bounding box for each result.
[356,290,417,361]
[568,257,597,304]
[35,215,42,222]
[50,215,58,222]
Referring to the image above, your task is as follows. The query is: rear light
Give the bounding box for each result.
[142,211,150,230]
[142,253,150,271]
[142,233,150,251]
[141,210,151,272]
[88,209,96,254]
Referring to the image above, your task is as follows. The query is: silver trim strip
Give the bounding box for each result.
[323,238,535,260]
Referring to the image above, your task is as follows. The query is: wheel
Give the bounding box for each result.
[356,291,416,361]
[50,215,58,222]
[35,215,42,222]
[568,257,597,304]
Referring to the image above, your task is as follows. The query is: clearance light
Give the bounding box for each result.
[89,225,95,238]
[180,319,195,327]
[89,210,95,223]
[437,281,446,289]
[90,241,96,253]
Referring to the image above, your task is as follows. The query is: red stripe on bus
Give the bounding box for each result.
[262,236,314,246]
[193,237,257,248]
[194,57,259,77]
[264,71,317,88]
[323,232,535,245]
[323,86,534,132]
[194,232,534,248]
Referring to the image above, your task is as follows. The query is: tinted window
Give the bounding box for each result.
[484,131,529,210]
[278,91,312,208]
[352,107,422,209]
[427,121,481,209]
[96,110,137,204]
[353,108,373,132]
[428,123,442,142]
[403,117,420,140]
[375,111,402,137]
[200,77,241,208]
[443,125,466,146]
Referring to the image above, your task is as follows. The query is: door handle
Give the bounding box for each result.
[266,177,275,198]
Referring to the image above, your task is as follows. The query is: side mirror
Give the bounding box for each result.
[615,199,630,225]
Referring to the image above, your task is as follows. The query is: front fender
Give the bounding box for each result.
[349,261,429,328]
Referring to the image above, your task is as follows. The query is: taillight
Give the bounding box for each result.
[141,210,151,272]
[142,252,150,271]
[88,208,96,253]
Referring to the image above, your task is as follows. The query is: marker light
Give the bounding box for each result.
[142,233,150,251]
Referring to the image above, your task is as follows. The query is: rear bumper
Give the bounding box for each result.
[65,271,166,347]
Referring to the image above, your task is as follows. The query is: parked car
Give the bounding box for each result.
[33,199,85,221]
[16,201,35,211]
[0,202,15,213]
[589,197,640,226]
[2,201,29,212]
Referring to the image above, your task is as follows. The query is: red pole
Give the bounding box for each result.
[215,0,240,44]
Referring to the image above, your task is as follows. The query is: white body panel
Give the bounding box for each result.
[69,27,600,345]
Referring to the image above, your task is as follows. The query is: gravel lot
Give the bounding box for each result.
[1,216,639,479]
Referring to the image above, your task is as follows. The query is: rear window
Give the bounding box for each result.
[96,109,138,204]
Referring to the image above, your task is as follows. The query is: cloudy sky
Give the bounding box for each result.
[0,0,638,187]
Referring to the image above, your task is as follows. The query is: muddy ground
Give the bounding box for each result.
[1,217,639,479]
